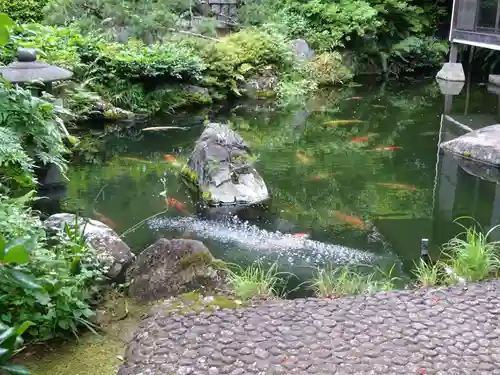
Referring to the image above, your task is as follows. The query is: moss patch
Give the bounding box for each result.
[179,251,214,270]
[164,292,247,315]
[21,334,123,375]
[17,294,150,375]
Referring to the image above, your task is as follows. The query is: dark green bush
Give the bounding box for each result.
[0,0,47,23]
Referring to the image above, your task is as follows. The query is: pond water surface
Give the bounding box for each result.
[60,79,500,293]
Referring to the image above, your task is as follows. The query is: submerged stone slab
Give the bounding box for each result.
[436,62,465,82]
[440,124,500,166]
[118,279,500,375]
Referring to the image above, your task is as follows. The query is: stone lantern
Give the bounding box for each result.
[0,47,73,92]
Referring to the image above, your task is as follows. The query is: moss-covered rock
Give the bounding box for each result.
[127,238,227,302]
[155,84,213,110]
[306,52,354,85]
[240,65,279,99]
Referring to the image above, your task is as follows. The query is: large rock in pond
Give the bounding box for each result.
[43,213,135,282]
[440,124,500,166]
[183,123,269,209]
[126,238,226,302]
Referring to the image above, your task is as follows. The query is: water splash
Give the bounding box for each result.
[148,215,381,266]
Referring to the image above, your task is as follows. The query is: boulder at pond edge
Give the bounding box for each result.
[440,124,500,167]
[126,238,226,302]
[43,213,135,282]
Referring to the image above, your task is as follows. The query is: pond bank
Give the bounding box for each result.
[18,295,149,375]
[118,279,500,374]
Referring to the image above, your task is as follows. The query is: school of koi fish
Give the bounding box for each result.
[91,123,417,269]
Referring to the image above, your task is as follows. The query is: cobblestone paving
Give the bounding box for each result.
[118,279,500,375]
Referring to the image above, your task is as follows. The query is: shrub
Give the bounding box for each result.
[88,40,205,83]
[0,0,47,23]
[6,24,206,114]
[43,0,191,42]
[306,52,353,85]
[0,194,108,341]
[389,37,448,75]
[197,28,294,94]
[239,0,446,74]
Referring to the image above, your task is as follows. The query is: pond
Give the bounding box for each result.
[50,78,500,294]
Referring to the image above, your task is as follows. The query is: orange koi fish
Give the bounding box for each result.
[164,154,183,168]
[310,172,336,181]
[120,156,151,164]
[293,233,310,239]
[166,197,188,214]
[324,120,363,126]
[375,146,400,151]
[346,96,363,100]
[296,151,313,165]
[330,211,368,229]
[351,136,370,143]
[92,209,117,230]
[376,182,417,191]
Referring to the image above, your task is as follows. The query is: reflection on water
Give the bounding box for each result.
[47,78,500,286]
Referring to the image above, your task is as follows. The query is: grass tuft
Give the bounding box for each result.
[442,217,500,282]
[226,261,290,300]
[412,258,440,287]
[310,264,398,298]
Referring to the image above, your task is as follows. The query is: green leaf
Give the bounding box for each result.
[16,321,35,336]
[57,320,69,330]
[34,292,50,306]
[0,364,32,375]
[0,26,9,46]
[3,243,29,264]
[0,14,14,29]
[9,269,41,290]
[0,234,5,254]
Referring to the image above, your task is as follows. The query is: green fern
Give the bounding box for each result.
[0,82,70,190]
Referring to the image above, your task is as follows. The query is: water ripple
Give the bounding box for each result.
[148,215,381,266]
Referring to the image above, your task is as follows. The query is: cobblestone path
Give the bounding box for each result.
[118,280,500,375]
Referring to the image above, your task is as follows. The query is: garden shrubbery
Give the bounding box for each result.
[0,193,108,341]
[0,0,47,23]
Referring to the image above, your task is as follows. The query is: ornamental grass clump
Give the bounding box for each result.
[412,258,440,287]
[310,264,398,297]
[442,217,500,283]
[225,261,289,300]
